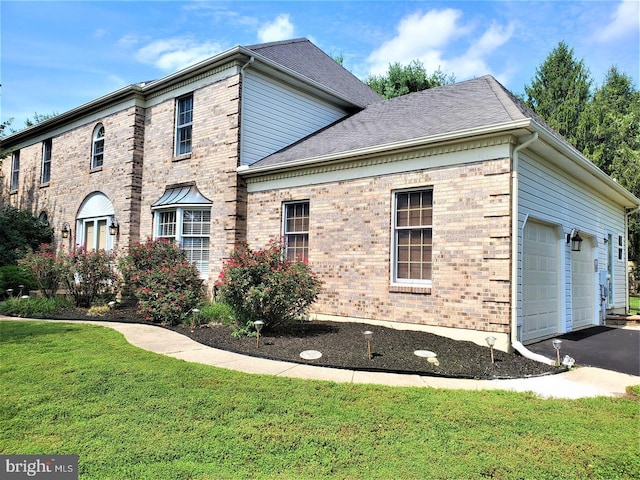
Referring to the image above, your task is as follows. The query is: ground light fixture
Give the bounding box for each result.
[485,336,497,364]
[552,339,562,365]
[363,330,373,361]
[254,320,265,348]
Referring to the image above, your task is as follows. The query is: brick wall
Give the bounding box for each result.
[139,75,242,292]
[246,157,513,333]
[4,105,144,252]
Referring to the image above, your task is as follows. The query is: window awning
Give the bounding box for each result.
[151,182,212,209]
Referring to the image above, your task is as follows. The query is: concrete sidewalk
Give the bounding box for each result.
[3,316,639,399]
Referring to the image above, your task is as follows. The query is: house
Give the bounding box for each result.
[2,38,638,353]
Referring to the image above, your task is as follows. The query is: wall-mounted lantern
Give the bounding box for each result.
[61,222,71,239]
[109,219,119,236]
[567,229,583,252]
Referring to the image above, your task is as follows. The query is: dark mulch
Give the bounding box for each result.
[46,306,562,379]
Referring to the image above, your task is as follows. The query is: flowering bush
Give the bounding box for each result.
[120,238,204,325]
[18,244,65,298]
[61,246,120,307]
[216,240,322,332]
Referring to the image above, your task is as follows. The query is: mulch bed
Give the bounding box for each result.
[38,306,562,379]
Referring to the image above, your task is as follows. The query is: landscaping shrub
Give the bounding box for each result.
[18,244,64,298]
[216,240,322,332]
[0,265,38,298]
[120,238,204,325]
[0,296,72,317]
[0,205,53,266]
[61,246,120,308]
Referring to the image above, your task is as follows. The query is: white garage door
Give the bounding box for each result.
[522,221,560,342]
[571,240,595,329]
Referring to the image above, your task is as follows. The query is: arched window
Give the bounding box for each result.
[91,124,105,169]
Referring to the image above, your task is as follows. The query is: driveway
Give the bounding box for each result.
[527,326,640,376]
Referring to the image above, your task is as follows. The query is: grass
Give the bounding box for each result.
[1,321,639,480]
[630,294,640,314]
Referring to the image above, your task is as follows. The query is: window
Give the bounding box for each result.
[41,139,52,184]
[618,234,624,261]
[10,151,20,191]
[92,124,105,169]
[155,208,210,276]
[283,202,309,260]
[175,95,193,156]
[393,189,433,283]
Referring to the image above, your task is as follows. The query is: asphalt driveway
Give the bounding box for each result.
[527,326,640,376]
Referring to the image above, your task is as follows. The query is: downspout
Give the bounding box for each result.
[509,132,555,365]
[625,206,640,313]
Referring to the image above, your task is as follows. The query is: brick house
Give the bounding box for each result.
[2,38,638,352]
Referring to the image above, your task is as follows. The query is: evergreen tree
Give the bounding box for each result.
[524,41,592,149]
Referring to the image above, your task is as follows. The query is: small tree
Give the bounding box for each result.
[216,240,322,332]
[0,206,53,266]
[120,238,204,325]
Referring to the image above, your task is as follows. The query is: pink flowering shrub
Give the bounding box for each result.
[18,244,63,298]
[216,240,322,332]
[60,246,120,307]
[120,238,204,325]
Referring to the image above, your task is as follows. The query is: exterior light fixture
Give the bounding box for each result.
[567,229,583,252]
[61,222,71,239]
[485,336,497,364]
[363,330,373,361]
[109,219,119,236]
[254,320,265,348]
[552,339,562,365]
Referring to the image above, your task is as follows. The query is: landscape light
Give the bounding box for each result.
[485,336,497,364]
[254,321,265,348]
[363,330,373,361]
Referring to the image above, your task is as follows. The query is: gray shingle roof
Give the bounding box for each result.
[249,75,571,169]
[245,38,381,108]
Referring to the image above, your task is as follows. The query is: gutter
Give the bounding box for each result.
[509,132,555,365]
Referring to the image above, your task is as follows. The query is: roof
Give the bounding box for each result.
[249,76,543,169]
[244,38,381,108]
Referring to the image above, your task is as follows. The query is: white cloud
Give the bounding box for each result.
[257,14,295,43]
[366,9,515,81]
[135,37,223,71]
[595,0,639,42]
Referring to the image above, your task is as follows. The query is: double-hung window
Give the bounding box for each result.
[41,139,52,184]
[393,189,433,284]
[156,208,210,277]
[283,201,309,261]
[10,151,20,192]
[175,95,193,156]
[92,124,105,169]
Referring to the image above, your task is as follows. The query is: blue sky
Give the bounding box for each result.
[1,1,638,128]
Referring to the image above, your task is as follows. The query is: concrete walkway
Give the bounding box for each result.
[3,316,640,399]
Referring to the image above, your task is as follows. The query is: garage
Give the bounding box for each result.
[571,238,596,329]
[522,220,560,342]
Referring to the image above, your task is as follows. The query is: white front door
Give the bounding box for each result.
[571,239,596,329]
[522,220,560,342]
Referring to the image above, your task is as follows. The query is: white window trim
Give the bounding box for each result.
[10,151,20,191]
[390,188,434,287]
[282,200,310,260]
[41,139,52,184]
[76,216,114,251]
[91,124,105,169]
[153,207,210,279]
[174,95,193,156]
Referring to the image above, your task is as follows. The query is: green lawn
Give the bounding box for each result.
[1,321,638,480]
[630,294,640,314]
